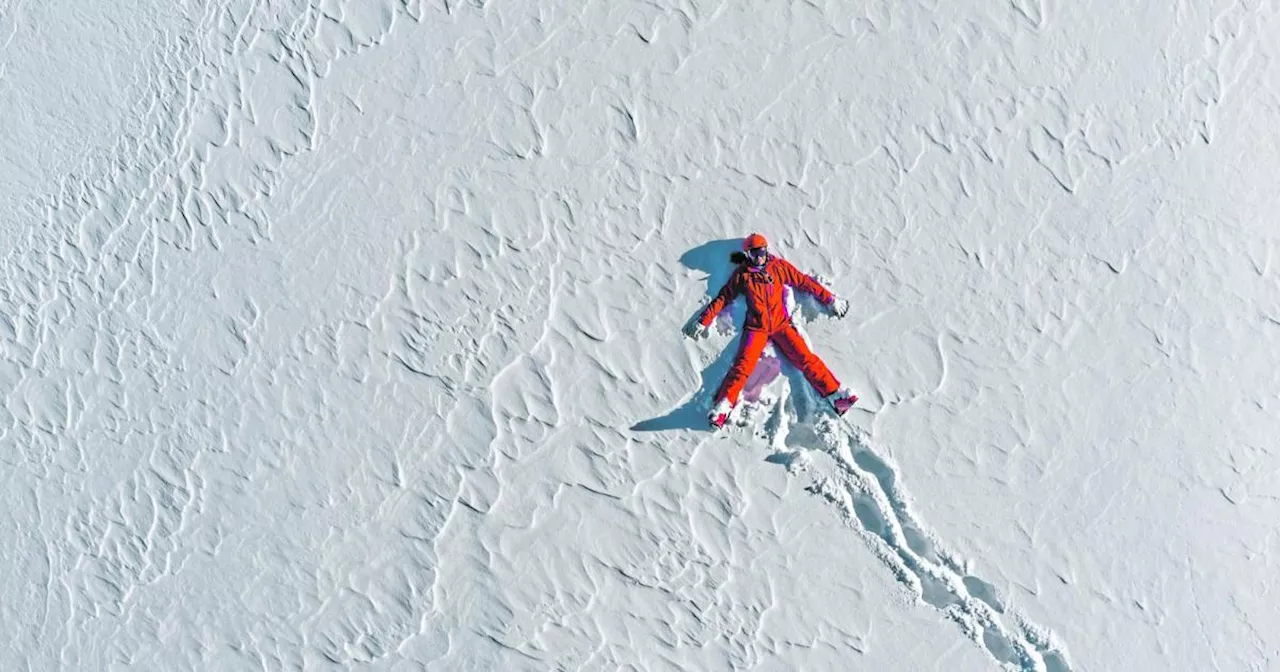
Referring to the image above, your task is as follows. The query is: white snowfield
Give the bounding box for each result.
[2,1,1279,670]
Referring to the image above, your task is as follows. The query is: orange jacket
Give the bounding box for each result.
[698,256,835,332]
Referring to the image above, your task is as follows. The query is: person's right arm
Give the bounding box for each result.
[698,273,740,326]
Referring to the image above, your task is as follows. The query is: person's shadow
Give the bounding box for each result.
[632,238,805,433]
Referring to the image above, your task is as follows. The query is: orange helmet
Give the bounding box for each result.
[742,233,768,251]
[741,233,770,267]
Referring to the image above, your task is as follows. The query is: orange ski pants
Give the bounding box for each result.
[715,325,839,406]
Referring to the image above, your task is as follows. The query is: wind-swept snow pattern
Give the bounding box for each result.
[6,0,1280,670]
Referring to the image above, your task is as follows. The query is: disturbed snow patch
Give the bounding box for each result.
[743,362,1073,672]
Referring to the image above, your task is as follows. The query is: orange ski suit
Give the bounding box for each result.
[698,256,841,406]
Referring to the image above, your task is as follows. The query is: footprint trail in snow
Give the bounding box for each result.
[747,380,1073,672]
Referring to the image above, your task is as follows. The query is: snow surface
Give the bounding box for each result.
[3,1,1280,670]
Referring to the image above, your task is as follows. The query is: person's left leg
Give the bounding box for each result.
[769,324,840,397]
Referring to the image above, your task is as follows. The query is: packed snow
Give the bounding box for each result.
[3,1,1280,670]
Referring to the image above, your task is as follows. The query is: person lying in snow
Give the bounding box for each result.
[683,233,859,429]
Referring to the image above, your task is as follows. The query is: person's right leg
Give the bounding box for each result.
[710,329,769,425]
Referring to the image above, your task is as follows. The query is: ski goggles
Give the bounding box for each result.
[745,246,768,264]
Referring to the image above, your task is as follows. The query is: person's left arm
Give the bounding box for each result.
[776,258,849,317]
[776,258,835,303]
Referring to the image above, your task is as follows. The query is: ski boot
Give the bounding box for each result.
[826,387,859,416]
[708,398,733,430]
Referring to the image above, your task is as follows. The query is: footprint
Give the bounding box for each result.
[1043,651,1072,672]
[853,449,897,495]
[902,523,937,561]
[962,576,1004,613]
[852,494,891,543]
[918,572,961,609]
[982,628,1021,667]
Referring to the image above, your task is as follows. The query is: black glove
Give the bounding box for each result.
[683,321,710,339]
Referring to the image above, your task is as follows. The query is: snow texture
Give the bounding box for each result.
[3,0,1280,670]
